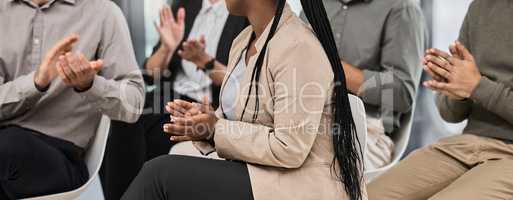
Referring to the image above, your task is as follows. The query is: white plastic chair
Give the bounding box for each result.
[348,94,368,166]
[25,115,111,200]
[364,104,415,182]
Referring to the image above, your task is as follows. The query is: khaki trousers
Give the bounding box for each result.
[368,134,513,200]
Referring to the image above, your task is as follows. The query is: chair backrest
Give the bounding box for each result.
[364,104,415,182]
[25,116,111,200]
[348,94,368,168]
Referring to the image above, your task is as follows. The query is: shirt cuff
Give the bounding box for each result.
[20,72,46,98]
[79,75,109,105]
[358,70,382,105]
[470,76,496,106]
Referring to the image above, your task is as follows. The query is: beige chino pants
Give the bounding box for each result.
[368,134,513,200]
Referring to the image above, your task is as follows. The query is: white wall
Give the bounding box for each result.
[431,0,473,134]
[432,0,473,51]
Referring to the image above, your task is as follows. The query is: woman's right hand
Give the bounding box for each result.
[164,97,217,142]
[155,5,185,54]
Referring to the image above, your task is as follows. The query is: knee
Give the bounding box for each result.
[139,155,188,180]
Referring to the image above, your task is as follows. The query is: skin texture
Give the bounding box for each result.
[163,0,278,141]
[34,35,78,90]
[56,52,104,91]
[145,5,185,78]
[341,60,365,94]
[422,41,481,100]
[145,0,227,85]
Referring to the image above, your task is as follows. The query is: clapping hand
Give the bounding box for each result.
[56,52,104,91]
[422,41,481,100]
[164,97,218,142]
[178,35,213,69]
[155,5,186,54]
[34,34,79,90]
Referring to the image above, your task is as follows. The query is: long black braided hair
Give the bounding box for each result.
[240,0,363,199]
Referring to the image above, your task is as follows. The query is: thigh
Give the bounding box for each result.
[122,155,253,200]
[368,145,468,200]
[0,127,86,199]
[430,159,513,200]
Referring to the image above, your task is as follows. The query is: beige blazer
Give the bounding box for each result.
[194,5,367,200]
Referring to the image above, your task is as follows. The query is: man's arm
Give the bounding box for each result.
[145,44,175,79]
[79,2,145,123]
[0,35,78,121]
[470,78,513,125]
[358,1,425,114]
[145,4,185,80]
[0,72,45,121]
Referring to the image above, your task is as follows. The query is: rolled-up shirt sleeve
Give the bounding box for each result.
[0,71,45,120]
[358,1,425,114]
[80,2,145,123]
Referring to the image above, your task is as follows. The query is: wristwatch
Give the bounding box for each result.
[204,58,216,72]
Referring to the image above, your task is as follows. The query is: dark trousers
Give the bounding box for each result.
[100,95,196,200]
[121,155,254,200]
[100,114,177,200]
[0,126,88,200]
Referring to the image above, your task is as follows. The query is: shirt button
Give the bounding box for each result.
[33,38,40,45]
[336,33,341,39]
[343,5,348,10]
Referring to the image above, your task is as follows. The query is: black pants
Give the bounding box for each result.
[101,95,196,200]
[121,155,254,200]
[0,126,88,200]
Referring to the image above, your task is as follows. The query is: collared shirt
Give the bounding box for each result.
[173,0,229,102]
[0,0,145,148]
[303,0,425,132]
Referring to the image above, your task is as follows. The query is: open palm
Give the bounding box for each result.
[156,5,185,52]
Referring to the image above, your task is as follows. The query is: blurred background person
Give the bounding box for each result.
[302,0,426,170]
[100,0,248,199]
[0,0,144,199]
[369,0,513,199]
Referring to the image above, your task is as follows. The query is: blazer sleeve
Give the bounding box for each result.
[197,40,333,169]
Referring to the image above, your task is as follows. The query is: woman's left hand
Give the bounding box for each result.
[164,97,218,142]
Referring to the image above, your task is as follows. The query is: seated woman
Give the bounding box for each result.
[121,0,366,199]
